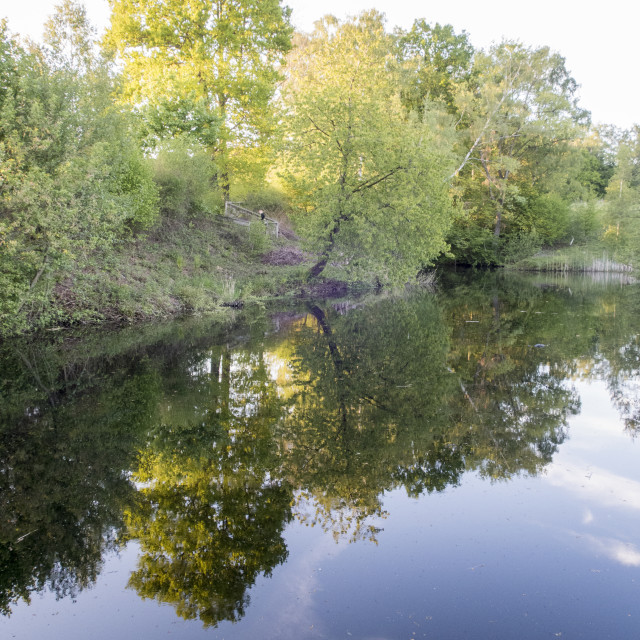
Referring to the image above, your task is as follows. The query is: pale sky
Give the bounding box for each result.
[2,0,638,129]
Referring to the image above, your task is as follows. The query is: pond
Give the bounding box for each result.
[1,271,639,639]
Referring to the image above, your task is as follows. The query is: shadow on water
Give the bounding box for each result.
[1,271,640,626]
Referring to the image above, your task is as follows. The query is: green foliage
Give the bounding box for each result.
[603,126,640,263]
[151,138,219,217]
[113,149,160,229]
[231,183,292,216]
[501,230,543,264]
[107,0,293,196]
[564,200,603,244]
[140,93,221,149]
[446,215,502,266]
[574,146,615,198]
[0,6,158,331]
[0,4,637,333]
[247,220,272,256]
[279,13,457,284]
[395,20,474,115]
[516,192,570,244]
[449,41,588,263]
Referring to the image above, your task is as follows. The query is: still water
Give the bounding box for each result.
[1,271,639,639]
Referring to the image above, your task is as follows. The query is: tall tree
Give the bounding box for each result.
[395,19,474,116]
[107,0,293,198]
[448,42,587,262]
[279,12,457,284]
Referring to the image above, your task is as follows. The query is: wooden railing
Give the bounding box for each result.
[224,201,279,238]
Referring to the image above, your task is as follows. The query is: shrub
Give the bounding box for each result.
[151,138,220,218]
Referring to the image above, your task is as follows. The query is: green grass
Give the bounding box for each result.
[39,213,311,332]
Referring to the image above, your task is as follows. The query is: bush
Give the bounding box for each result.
[516,193,571,245]
[231,184,292,216]
[565,201,602,244]
[248,220,272,256]
[151,138,220,218]
[502,230,542,264]
[0,17,159,331]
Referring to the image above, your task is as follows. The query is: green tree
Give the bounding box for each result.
[448,42,587,263]
[279,12,457,283]
[603,126,640,261]
[107,0,293,198]
[0,4,158,331]
[572,129,616,199]
[395,19,474,116]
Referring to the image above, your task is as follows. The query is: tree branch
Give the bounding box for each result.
[351,166,403,195]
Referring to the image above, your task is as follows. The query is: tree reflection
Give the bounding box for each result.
[125,345,293,626]
[274,290,581,542]
[0,343,157,614]
[442,286,581,479]
[3,273,640,628]
[277,297,461,541]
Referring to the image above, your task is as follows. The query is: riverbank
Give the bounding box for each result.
[1,212,371,338]
[6,212,634,339]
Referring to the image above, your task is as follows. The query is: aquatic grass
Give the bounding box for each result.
[507,246,633,273]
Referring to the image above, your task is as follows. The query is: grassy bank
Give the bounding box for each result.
[11,216,637,338]
[9,213,316,336]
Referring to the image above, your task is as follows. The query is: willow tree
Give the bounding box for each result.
[278,12,457,284]
[107,0,293,196]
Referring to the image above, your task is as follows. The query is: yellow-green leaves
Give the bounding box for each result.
[107,0,293,194]
[279,12,457,284]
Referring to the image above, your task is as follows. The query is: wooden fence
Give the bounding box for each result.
[224,201,279,238]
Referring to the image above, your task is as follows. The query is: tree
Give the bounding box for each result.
[0,3,158,331]
[603,125,640,260]
[279,12,457,284]
[107,0,293,198]
[395,19,474,116]
[571,129,616,199]
[448,42,588,262]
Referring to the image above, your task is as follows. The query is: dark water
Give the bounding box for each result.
[1,271,639,639]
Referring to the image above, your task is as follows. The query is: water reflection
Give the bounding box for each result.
[1,272,638,628]
[0,346,156,614]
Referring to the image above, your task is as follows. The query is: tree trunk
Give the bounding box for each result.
[494,208,502,237]
[306,215,343,280]
[308,254,329,280]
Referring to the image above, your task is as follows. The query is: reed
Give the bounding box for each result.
[509,249,633,273]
